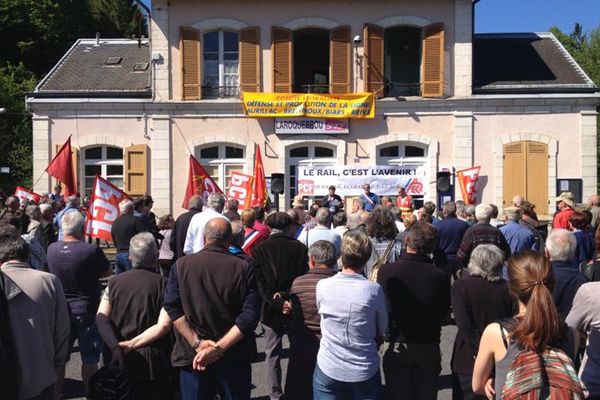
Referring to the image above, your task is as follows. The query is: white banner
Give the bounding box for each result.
[275,118,349,134]
[297,165,427,197]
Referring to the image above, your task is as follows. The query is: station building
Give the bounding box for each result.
[26,0,600,217]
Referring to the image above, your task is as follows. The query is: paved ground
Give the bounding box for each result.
[63,324,457,399]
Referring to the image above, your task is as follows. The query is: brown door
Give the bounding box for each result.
[503,141,548,211]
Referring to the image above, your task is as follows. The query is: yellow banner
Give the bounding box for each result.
[242,92,375,119]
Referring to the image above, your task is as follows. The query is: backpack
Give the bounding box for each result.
[499,322,584,400]
[87,366,134,400]
[369,240,395,282]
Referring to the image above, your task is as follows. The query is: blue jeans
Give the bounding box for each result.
[179,361,251,400]
[67,312,102,364]
[313,364,382,400]
[115,252,132,274]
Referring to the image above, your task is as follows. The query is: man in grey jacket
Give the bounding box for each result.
[0,224,70,400]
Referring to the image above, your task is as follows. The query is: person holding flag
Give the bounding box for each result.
[46,136,77,197]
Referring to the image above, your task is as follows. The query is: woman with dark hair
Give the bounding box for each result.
[472,250,581,399]
[569,211,595,265]
[313,229,387,399]
[451,244,515,400]
[364,207,402,281]
[157,214,174,278]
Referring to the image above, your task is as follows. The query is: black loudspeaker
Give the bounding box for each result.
[436,171,451,193]
[271,173,285,194]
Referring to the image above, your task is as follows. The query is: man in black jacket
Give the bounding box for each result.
[252,212,309,400]
[170,195,203,260]
[111,199,147,273]
[163,218,260,399]
[378,221,451,400]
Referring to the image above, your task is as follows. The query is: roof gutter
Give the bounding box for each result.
[473,87,600,95]
[27,91,152,99]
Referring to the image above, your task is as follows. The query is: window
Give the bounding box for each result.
[385,26,422,96]
[293,29,330,93]
[83,146,124,197]
[378,143,426,163]
[203,31,239,98]
[288,144,336,206]
[197,144,245,193]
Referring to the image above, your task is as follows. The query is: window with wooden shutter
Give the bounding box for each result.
[272,27,292,93]
[124,145,148,196]
[330,26,351,94]
[239,27,261,93]
[525,141,548,212]
[363,24,384,97]
[180,27,201,100]
[421,23,444,98]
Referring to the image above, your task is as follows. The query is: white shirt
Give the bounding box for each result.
[183,208,228,255]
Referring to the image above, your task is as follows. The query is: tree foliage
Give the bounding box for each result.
[0,0,146,195]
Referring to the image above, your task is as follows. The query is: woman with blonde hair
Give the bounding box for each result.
[472,250,582,399]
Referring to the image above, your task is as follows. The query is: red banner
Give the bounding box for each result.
[228,171,253,208]
[15,186,41,204]
[46,136,78,196]
[85,175,130,241]
[249,144,267,208]
[182,155,223,209]
[456,167,481,205]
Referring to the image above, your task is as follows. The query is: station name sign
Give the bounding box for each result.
[242,92,375,119]
[275,118,349,134]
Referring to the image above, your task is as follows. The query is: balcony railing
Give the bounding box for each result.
[385,81,421,97]
[292,84,331,94]
[202,85,240,99]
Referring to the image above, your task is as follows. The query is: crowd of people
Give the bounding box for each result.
[1,183,600,400]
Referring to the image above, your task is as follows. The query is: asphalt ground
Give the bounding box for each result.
[64,324,457,399]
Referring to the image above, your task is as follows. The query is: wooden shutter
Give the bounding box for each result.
[55,145,79,193]
[124,144,148,196]
[421,23,444,98]
[180,27,201,100]
[330,26,351,94]
[272,27,292,93]
[503,142,526,207]
[526,141,548,213]
[363,24,384,97]
[240,27,261,93]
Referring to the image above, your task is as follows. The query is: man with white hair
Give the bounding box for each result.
[297,207,342,256]
[111,199,147,273]
[184,193,228,255]
[457,203,511,270]
[170,195,203,260]
[545,229,588,317]
[588,194,600,231]
[47,211,110,393]
[53,195,80,240]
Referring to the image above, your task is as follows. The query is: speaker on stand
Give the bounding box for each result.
[271,173,285,211]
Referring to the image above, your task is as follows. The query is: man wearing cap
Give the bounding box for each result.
[553,192,576,230]
[499,207,537,255]
[292,195,307,225]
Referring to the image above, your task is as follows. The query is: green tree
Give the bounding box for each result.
[551,24,600,188]
[90,0,147,39]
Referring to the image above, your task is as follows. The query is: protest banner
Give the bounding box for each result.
[228,171,253,208]
[182,155,223,209]
[456,166,481,205]
[85,175,130,241]
[14,186,41,204]
[297,165,427,197]
[242,92,375,119]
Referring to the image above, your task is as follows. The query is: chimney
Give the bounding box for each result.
[95,32,100,46]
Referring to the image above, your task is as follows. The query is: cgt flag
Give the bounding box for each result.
[456,166,481,205]
[85,175,130,242]
[228,171,253,208]
[182,155,223,209]
[15,186,41,204]
[249,144,267,208]
[46,136,78,196]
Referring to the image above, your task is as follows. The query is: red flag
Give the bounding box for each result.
[182,155,223,209]
[250,144,267,208]
[228,171,253,208]
[15,186,41,204]
[46,136,77,196]
[85,175,131,241]
[456,166,481,205]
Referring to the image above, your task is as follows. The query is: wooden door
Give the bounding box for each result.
[503,141,548,211]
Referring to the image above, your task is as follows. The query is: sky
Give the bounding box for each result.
[139,0,599,35]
